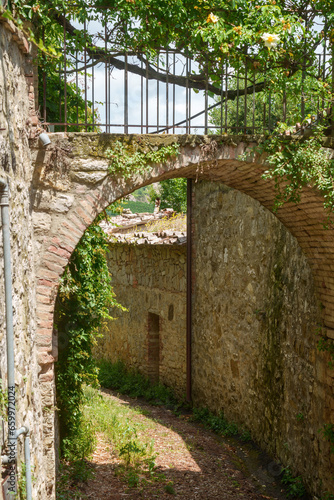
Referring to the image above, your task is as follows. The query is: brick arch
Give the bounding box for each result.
[30,132,334,382]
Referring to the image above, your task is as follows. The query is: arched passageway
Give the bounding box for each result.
[29,132,334,494]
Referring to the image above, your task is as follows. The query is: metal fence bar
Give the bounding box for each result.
[225,61,228,133]
[166,48,169,133]
[141,59,144,133]
[124,52,128,134]
[244,48,248,134]
[84,20,87,132]
[252,73,255,134]
[146,59,149,133]
[173,53,176,134]
[58,60,62,127]
[157,52,159,132]
[204,57,208,134]
[220,66,223,134]
[63,15,67,132]
[46,12,329,136]
[236,67,240,134]
[92,55,95,132]
[186,56,189,134]
[76,51,79,129]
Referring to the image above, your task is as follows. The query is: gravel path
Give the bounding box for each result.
[79,389,289,500]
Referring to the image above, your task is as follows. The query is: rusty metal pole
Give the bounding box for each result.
[186,178,192,403]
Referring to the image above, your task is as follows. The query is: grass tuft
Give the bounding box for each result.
[97,360,181,408]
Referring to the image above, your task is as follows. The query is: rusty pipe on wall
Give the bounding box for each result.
[186,179,192,403]
[0,178,32,499]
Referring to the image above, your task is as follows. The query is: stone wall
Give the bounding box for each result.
[192,181,334,496]
[94,242,187,397]
[96,180,334,497]
[0,18,52,499]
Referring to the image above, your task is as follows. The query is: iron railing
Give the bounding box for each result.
[40,14,333,135]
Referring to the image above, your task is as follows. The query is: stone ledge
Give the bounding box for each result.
[110,231,186,246]
[100,209,187,245]
[0,10,30,54]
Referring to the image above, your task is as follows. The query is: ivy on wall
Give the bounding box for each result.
[55,221,125,457]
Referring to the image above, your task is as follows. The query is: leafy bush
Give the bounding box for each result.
[55,223,125,458]
[191,407,239,437]
[281,467,306,499]
[97,360,179,407]
[145,212,186,233]
[149,178,187,213]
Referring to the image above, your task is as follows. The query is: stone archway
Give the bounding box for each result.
[29,132,334,492]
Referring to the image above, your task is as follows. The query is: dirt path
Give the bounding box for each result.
[79,389,289,500]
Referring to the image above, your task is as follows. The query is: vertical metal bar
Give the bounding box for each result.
[236,67,239,133]
[204,56,208,134]
[59,61,62,128]
[186,56,189,133]
[43,71,47,124]
[301,69,305,124]
[124,52,128,134]
[92,59,95,132]
[189,58,192,134]
[263,66,267,133]
[63,15,67,132]
[268,90,272,131]
[322,43,326,118]
[283,86,286,123]
[252,73,255,133]
[220,65,223,134]
[173,52,176,133]
[42,28,47,124]
[84,20,87,131]
[225,61,228,133]
[0,182,17,495]
[146,59,149,133]
[157,51,159,132]
[75,54,79,129]
[186,178,192,403]
[244,48,248,134]
[108,55,111,133]
[141,59,144,133]
[24,433,32,500]
[166,48,169,133]
[105,22,108,133]
[331,36,334,136]
[317,54,321,117]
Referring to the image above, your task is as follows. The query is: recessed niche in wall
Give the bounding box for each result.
[147,312,160,383]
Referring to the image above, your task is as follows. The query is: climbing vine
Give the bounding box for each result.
[106,141,180,181]
[258,125,334,221]
[321,424,334,455]
[55,220,125,459]
[317,333,334,370]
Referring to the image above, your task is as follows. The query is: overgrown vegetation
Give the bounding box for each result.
[146,213,187,233]
[106,141,180,180]
[258,125,334,221]
[83,385,157,487]
[191,406,251,441]
[149,178,187,213]
[317,332,334,370]
[98,360,251,441]
[0,378,8,421]
[320,424,334,455]
[97,360,181,409]
[281,467,306,499]
[55,222,125,468]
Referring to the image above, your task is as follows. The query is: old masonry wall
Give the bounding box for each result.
[97,180,334,497]
[94,239,187,397]
[0,18,52,499]
[192,181,333,496]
